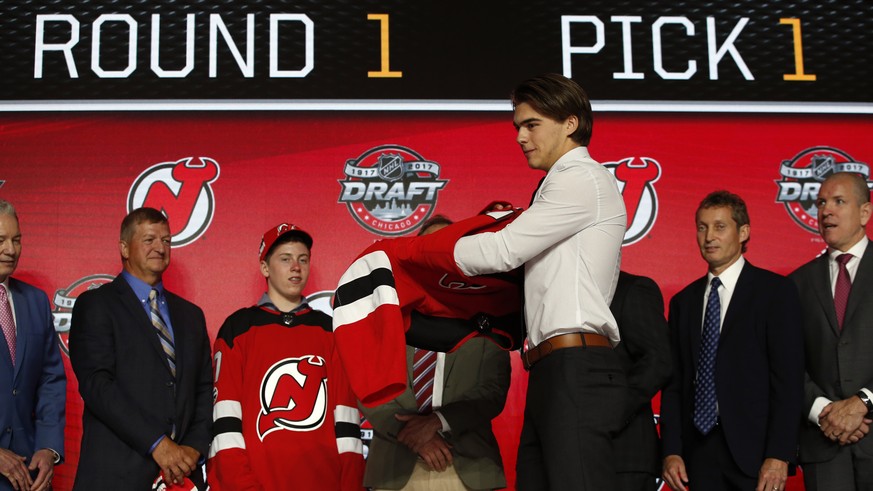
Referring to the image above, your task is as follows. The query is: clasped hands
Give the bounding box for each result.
[0,448,55,491]
[395,413,453,472]
[152,438,200,486]
[818,396,872,445]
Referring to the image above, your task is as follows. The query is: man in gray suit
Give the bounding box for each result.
[791,171,873,490]
[361,216,511,490]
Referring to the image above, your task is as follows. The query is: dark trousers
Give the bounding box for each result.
[686,425,756,491]
[803,443,873,491]
[615,472,660,491]
[515,346,628,490]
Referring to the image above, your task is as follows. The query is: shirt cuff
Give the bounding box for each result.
[150,435,166,454]
[809,396,832,425]
[43,448,61,464]
[860,387,873,402]
[434,411,451,433]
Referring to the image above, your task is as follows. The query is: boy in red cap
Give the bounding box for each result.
[207,223,365,490]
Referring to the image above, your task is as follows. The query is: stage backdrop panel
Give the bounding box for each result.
[2,112,870,489]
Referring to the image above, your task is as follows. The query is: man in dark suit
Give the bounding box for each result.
[361,216,511,490]
[790,171,873,490]
[660,190,804,491]
[610,271,671,491]
[0,200,65,491]
[70,207,212,490]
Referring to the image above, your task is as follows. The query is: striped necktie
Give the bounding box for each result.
[0,285,16,364]
[149,289,176,377]
[412,348,436,413]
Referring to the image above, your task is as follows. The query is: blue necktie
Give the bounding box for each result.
[694,276,722,435]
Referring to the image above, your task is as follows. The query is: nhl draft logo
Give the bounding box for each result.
[338,145,448,236]
[776,147,870,233]
[52,274,115,356]
[605,157,662,245]
[257,355,328,440]
[128,157,220,247]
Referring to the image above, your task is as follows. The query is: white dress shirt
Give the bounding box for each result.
[809,236,873,424]
[453,146,626,346]
[702,256,745,333]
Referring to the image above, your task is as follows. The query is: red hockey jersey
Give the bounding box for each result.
[207,305,364,490]
[332,210,524,408]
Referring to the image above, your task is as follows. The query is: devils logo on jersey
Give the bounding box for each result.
[257,355,328,440]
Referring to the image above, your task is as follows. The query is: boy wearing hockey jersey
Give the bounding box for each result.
[208,223,365,490]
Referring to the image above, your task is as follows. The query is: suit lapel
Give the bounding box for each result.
[809,254,841,337]
[843,244,873,330]
[719,262,753,342]
[402,346,417,406]
[166,292,184,381]
[8,280,28,380]
[442,349,458,386]
[113,278,175,377]
[689,276,706,369]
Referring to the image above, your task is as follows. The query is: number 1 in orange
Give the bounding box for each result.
[780,18,816,81]
[368,14,403,78]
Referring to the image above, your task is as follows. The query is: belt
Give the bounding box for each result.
[521,332,612,370]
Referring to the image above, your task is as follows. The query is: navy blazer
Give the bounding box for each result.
[0,278,66,491]
[611,272,671,476]
[660,261,804,478]
[70,276,212,490]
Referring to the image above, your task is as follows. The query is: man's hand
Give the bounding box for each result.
[417,436,453,472]
[152,438,200,485]
[819,397,869,444]
[0,447,32,491]
[478,201,514,214]
[843,418,872,445]
[28,449,56,491]
[395,413,442,453]
[755,458,787,491]
[662,454,689,491]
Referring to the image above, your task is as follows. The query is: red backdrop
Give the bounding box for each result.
[2,111,871,489]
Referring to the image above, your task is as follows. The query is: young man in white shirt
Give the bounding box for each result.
[453,73,629,490]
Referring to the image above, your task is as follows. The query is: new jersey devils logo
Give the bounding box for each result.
[52,274,114,356]
[128,157,220,247]
[605,157,662,245]
[257,355,328,440]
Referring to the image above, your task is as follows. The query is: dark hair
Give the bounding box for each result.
[418,215,453,236]
[825,172,871,204]
[120,207,168,242]
[511,73,593,146]
[697,190,750,252]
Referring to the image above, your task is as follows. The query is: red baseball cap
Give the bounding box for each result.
[259,223,313,262]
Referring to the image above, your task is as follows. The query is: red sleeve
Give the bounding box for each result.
[330,342,366,490]
[332,246,408,407]
[206,335,264,491]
